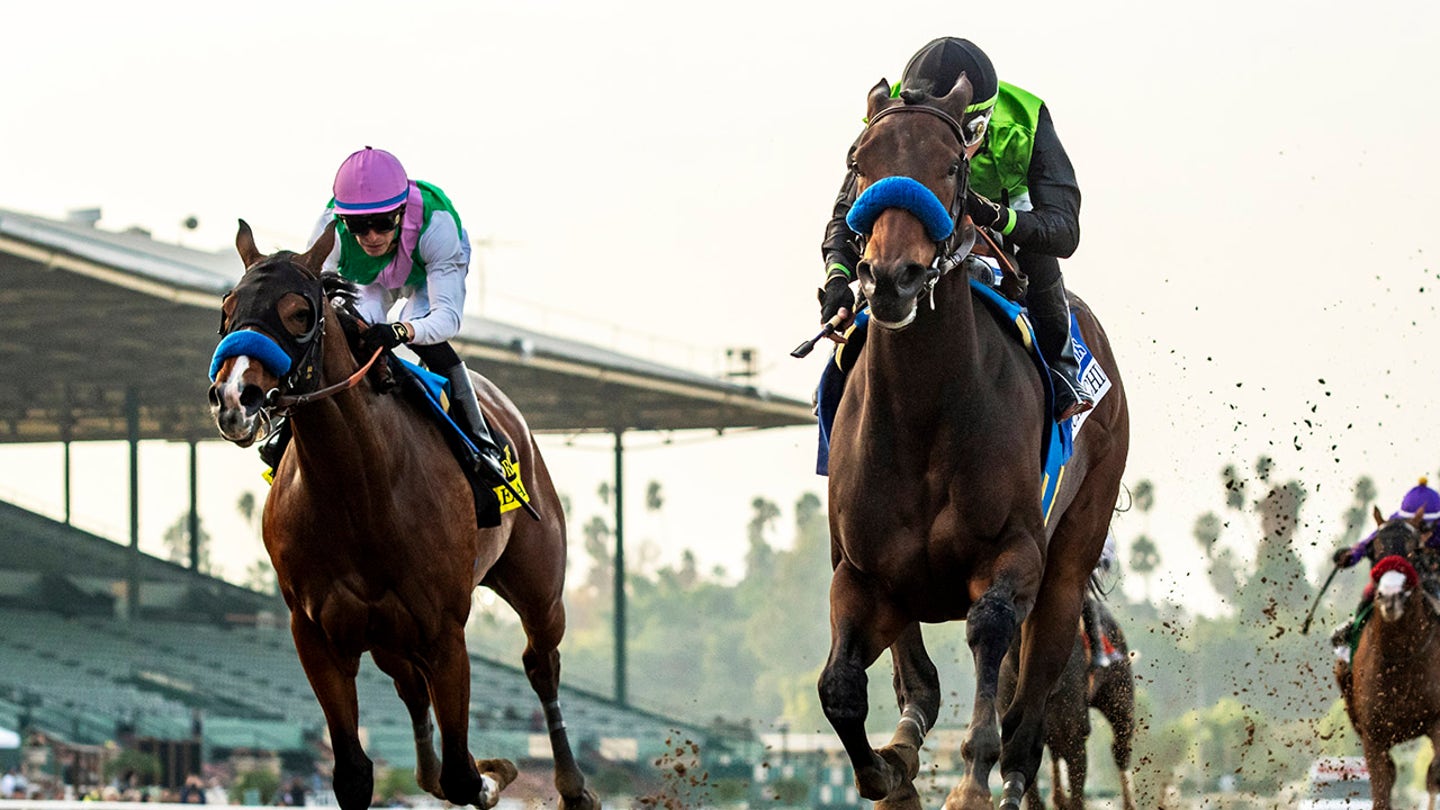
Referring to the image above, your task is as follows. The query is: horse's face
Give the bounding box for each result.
[207,221,334,446]
[850,77,974,327]
[1368,507,1431,622]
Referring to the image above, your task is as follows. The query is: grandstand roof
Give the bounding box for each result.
[0,208,813,443]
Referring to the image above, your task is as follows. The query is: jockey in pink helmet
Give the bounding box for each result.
[290,146,507,487]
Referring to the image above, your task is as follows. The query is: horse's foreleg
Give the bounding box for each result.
[947,581,1024,810]
[996,564,1090,808]
[874,623,939,810]
[819,563,911,804]
[1362,738,1396,810]
[1095,665,1137,809]
[291,614,371,810]
[371,650,442,799]
[426,627,495,809]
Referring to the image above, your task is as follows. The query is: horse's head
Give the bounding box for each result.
[846,76,984,328]
[1368,506,1431,622]
[207,220,335,446]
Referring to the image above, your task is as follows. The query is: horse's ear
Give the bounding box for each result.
[934,71,975,123]
[1373,505,1386,526]
[866,78,898,122]
[297,220,336,279]
[236,219,264,268]
[1412,507,1427,528]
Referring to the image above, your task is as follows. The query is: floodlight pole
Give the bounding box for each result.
[613,428,627,707]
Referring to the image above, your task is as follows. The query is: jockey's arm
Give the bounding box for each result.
[1005,105,1081,259]
[406,211,468,346]
[820,133,865,281]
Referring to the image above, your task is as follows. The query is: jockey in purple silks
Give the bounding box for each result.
[1329,477,1440,651]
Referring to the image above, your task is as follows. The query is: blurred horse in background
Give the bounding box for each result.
[1338,508,1440,810]
[1002,598,1135,810]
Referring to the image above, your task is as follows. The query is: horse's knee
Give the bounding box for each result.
[967,592,1019,672]
[819,657,869,726]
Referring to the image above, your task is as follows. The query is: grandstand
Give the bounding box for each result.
[0,507,715,777]
[0,206,806,797]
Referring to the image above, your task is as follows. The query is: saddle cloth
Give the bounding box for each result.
[815,277,1110,526]
[394,358,533,528]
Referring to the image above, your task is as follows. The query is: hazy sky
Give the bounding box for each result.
[3,1,1439,616]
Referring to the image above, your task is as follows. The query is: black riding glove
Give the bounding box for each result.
[966,190,1009,231]
[361,322,410,355]
[1332,546,1356,567]
[818,274,855,323]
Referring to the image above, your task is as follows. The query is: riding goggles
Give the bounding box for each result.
[340,209,403,236]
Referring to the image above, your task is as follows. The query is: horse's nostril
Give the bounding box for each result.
[856,261,874,284]
[207,385,221,409]
[899,262,927,291]
[239,385,265,414]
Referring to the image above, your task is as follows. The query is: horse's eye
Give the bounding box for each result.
[947,161,961,178]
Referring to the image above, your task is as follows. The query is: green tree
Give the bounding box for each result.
[161,512,211,573]
[1129,535,1160,599]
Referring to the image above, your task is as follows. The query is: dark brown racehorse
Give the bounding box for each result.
[1337,507,1440,810]
[1000,599,1135,810]
[819,77,1130,810]
[208,222,598,810]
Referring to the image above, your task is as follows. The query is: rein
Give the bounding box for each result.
[267,346,385,411]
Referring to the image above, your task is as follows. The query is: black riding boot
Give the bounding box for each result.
[1027,275,1092,422]
[442,363,510,488]
[258,418,292,471]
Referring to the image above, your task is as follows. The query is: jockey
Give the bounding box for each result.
[819,37,1091,421]
[1329,477,1440,651]
[1082,529,1124,669]
[293,146,508,487]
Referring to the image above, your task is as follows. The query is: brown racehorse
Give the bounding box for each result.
[1000,598,1136,810]
[1337,507,1440,810]
[208,222,598,810]
[819,77,1130,810]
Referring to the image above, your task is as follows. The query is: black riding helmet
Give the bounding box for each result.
[899,37,999,107]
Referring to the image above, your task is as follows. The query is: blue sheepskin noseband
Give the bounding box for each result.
[846,176,955,242]
[210,330,294,380]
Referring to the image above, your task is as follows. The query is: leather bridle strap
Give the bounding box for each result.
[868,103,968,148]
[268,346,384,410]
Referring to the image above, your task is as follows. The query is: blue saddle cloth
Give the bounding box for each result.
[393,358,532,524]
[816,278,1082,526]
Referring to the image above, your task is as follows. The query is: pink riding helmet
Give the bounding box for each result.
[333,147,410,214]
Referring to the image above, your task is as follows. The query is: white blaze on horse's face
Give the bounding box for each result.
[209,354,269,446]
[1376,569,1411,621]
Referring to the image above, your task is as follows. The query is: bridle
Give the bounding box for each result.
[855,102,980,315]
[216,260,385,421]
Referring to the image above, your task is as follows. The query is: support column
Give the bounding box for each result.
[613,428,626,707]
[63,439,72,526]
[188,439,200,572]
[126,387,140,622]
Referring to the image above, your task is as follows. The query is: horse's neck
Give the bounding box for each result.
[859,274,984,421]
[290,322,408,477]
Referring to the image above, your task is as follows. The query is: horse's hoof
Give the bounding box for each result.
[475,758,519,792]
[998,770,1026,810]
[879,742,921,781]
[854,752,901,802]
[875,777,922,810]
[559,786,601,810]
[943,781,994,810]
